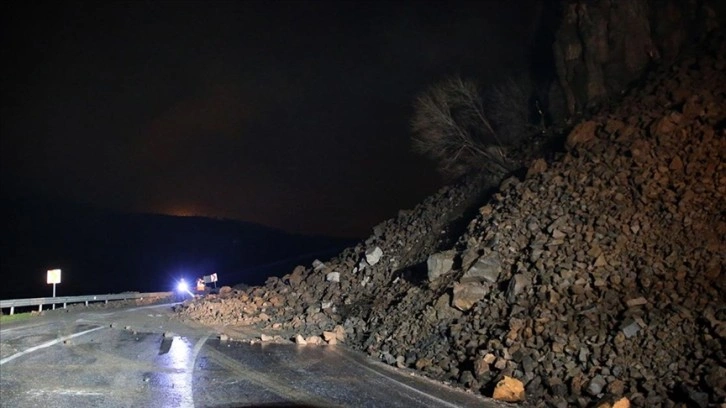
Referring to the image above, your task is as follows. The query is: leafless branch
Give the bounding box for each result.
[411,76,528,178]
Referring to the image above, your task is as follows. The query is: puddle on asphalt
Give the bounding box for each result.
[143,334,195,407]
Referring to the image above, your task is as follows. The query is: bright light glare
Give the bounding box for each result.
[177,279,189,292]
[176,279,194,298]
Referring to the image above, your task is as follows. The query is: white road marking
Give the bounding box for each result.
[335,349,466,408]
[0,326,104,365]
[184,334,209,408]
[28,388,105,396]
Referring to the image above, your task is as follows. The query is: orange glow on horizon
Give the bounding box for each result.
[159,204,208,218]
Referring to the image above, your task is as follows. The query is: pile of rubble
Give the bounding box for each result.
[177,33,725,407]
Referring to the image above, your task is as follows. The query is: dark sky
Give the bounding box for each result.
[1,1,540,238]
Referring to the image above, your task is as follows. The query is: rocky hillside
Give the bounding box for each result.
[176,32,725,407]
[545,0,725,124]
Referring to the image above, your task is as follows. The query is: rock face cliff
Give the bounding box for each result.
[546,0,724,124]
[176,32,725,408]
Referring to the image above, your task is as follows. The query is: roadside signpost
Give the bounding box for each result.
[47,269,61,310]
[203,273,218,289]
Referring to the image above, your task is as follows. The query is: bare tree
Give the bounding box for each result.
[411,76,523,178]
[411,75,543,178]
[485,76,542,143]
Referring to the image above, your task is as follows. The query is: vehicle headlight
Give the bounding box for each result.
[177,279,189,292]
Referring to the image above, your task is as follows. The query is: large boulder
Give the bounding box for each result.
[426,250,456,281]
[460,254,501,283]
[365,246,383,266]
[452,282,490,311]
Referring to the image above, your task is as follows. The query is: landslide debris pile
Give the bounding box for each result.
[177,34,725,407]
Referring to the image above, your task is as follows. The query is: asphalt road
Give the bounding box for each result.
[0,302,505,407]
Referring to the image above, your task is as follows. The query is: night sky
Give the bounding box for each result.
[1,1,539,238]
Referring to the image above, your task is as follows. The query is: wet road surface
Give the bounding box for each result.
[0,303,504,407]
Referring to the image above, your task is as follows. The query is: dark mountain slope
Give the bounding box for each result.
[0,196,355,299]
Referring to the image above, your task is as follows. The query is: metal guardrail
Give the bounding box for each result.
[0,292,173,315]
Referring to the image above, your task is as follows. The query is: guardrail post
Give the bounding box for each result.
[0,291,172,314]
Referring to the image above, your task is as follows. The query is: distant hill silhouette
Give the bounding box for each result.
[0,196,358,299]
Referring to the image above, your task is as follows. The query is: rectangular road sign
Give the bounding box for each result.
[203,273,218,283]
[47,269,61,284]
